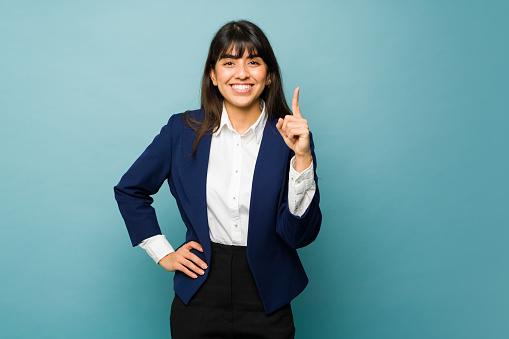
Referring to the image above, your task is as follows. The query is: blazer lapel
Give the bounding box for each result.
[178,128,212,251]
[247,118,289,245]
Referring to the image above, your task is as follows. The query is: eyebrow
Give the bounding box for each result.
[219,53,261,60]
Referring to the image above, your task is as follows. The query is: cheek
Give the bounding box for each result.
[216,83,229,98]
[255,69,268,83]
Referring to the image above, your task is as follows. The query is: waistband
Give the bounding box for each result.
[211,242,247,256]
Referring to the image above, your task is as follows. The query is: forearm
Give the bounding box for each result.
[288,156,316,217]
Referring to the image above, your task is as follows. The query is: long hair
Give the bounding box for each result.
[184,20,292,156]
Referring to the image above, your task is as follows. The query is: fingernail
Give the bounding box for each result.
[202,263,208,269]
[199,270,204,275]
[193,274,197,278]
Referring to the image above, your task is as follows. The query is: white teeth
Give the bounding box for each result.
[232,85,252,90]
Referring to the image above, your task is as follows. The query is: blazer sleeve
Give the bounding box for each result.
[114,115,175,246]
[276,132,322,249]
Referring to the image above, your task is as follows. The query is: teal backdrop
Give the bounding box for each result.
[1,0,508,338]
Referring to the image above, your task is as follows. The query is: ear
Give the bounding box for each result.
[266,74,271,86]
[210,69,218,86]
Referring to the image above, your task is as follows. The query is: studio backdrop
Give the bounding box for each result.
[1,1,508,338]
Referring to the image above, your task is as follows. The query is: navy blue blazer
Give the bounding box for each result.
[114,109,321,314]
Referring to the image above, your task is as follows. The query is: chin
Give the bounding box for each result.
[228,98,257,108]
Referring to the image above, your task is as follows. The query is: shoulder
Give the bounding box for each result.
[176,109,205,123]
[181,108,205,121]
[166,109,204,130]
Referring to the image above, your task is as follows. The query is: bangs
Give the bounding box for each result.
[218,39,259,59]
[212,24,267,63]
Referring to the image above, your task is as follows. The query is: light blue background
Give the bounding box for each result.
[1,1,508,338]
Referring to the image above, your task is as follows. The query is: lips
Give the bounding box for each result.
[230,84,253,93]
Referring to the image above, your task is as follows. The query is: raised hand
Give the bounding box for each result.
[159,241,208,279]
[276,87,313,172]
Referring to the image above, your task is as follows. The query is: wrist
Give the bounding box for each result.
[158,252,175,271]
[294,153,312,173]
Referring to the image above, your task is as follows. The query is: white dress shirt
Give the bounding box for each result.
[140,101,316,263]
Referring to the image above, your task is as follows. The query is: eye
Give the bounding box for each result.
[223,61,234,66]
[249,61,260,66]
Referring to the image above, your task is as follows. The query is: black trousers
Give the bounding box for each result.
[170,242,295,339]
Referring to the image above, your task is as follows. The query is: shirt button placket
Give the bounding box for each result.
[231,134,242,244]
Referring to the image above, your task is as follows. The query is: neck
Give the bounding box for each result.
[224,99,262,135]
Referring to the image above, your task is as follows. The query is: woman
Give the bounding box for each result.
[114,20,321,339]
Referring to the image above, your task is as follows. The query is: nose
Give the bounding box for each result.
[235,62,249,79]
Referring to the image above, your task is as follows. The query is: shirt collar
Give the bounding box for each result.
[215,100,267,144]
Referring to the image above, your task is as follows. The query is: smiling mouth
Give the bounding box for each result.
[231,84,253,93]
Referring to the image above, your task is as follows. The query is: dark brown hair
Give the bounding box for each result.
[184,20,292,155]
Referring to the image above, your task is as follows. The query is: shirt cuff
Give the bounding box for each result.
[139,234,175,264]
[288,156,316,216]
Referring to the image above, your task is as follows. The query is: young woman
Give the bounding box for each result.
[114,20,322,339]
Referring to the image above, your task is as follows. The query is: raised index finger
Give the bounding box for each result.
[292,87,302,118]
